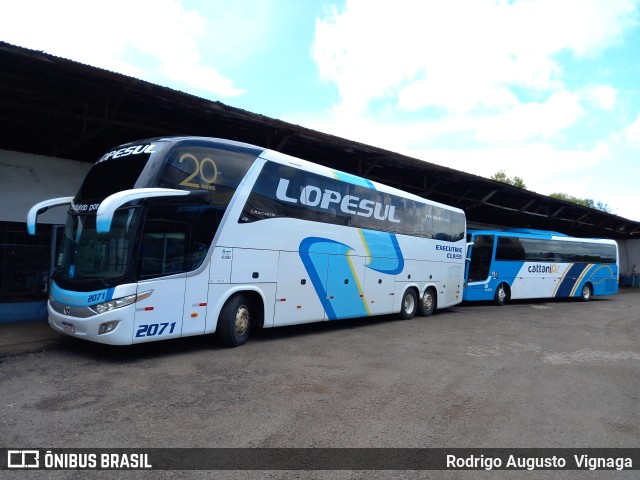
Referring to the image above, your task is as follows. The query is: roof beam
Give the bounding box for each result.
[481,190,497,203]
[519,199,536,212]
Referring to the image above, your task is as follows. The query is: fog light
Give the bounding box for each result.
[98,320,120,335]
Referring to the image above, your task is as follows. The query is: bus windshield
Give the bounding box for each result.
[54,139,260,290]
[56,208,141,287]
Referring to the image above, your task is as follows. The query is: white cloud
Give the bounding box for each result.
[406,143,606,188]
[474,91,584,144]
[580,85,618,110]
[293,89,585,150]
[0,0,245,98]
[312,0,637,116]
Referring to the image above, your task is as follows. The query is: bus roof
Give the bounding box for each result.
[468,228,617,244]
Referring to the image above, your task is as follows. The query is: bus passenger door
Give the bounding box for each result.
[134,276,185,343]
[464,234,495,301]
[133,221,190,343]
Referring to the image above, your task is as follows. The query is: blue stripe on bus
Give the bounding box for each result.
[555,263,590,298]
[360,229,404,275]
[51,282,115,307]
[331,170,375,189]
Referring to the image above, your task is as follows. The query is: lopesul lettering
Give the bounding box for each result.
[96,144,156,164]
[275,178,400,223]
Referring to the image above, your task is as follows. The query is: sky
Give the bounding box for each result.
[2,0,640,221]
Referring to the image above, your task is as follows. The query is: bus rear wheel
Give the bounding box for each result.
[400,289,418,320]
[218,293,253,347]
[494,283,509,306]
[580,283,592,302]
[418,287,436,317]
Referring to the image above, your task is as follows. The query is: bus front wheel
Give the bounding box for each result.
[418,287,436,317]
[218,293,253,347]
[494,283,509,306]
[580,283,592,302]
[400,289,418,320]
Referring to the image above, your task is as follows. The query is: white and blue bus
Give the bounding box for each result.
[27,137,466,346]
[464,228,618,305]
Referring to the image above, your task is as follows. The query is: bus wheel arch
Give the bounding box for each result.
[580,282,593,302]
[400,287,419,320]
[494,283,510,306]
[418,286,437,317]
[217,291,264,347]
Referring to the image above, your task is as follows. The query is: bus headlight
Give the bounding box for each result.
[93,294,136,314]
[90,290,153,314]
[98,321,120,335]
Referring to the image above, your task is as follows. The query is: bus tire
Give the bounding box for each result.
[218,293,253,347]
[418,287,436,317]
[580,283,592,302]
[494,283,509,306]
[400,289,418,320]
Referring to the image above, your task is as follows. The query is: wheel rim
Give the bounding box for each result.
[497,286,506,303]
[582,285,591,300]
[422,292,433,312]
[235,305,250,336]
[404,293,415,314]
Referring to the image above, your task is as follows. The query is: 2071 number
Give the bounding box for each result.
[135,322,176,338]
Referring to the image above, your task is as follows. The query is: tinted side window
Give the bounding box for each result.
[496,237,525,260]
[137,204,223,280]
[559,241,616,264]
[496,237,616,264]
[241,162,465,242]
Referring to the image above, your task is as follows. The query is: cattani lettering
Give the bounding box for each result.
[275,178,400,223]
[96,144,156,164]
[528,264,560,274]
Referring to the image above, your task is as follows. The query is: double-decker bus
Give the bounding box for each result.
[27,137,466,346]
[464,228,618,305]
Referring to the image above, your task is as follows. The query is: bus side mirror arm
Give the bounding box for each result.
[465,241,474,261]
[95,188,192,233]
[27,196,74,235]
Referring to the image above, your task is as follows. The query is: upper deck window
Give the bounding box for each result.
[156,144,257,208]
[240,161,465,242]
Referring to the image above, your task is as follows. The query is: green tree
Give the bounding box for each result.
[549,193,611,213]
[491,170,527,189]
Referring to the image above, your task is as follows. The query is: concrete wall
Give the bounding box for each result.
[0,150,93,322]
[0,149,91,225]
[619,238,640,287]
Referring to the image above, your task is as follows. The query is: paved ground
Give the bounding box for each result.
[1,290,639,479]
